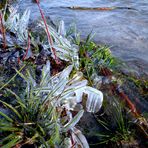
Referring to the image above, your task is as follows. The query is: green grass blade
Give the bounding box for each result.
[14,68,28,82]
[37,124,45,136]
[0,126,21,132]
[0,64,26,90]
[0,100,22,120]
[0,134,18,144]
[1,136,22,148]
[0,111,13,122]
[6,88,26,109]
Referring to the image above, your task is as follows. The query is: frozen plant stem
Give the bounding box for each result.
[22,33,31,61]
[35,0,59,63]
[0,12,6,49]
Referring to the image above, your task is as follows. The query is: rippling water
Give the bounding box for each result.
[16,0,148,72]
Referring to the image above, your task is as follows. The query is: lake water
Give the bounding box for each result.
[16,0,148,73]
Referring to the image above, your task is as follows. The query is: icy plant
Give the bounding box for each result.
[39,20,80,69]
[0,61,103,147]
[2,6,30,43]
[34,61,103,113]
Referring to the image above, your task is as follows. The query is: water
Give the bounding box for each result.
[16,0,148,73]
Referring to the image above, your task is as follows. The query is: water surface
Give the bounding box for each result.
[17,0,148,72]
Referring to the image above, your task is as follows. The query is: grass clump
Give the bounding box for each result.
[93,98,133,145]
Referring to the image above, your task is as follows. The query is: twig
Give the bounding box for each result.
[67,6,115,11]
[111,84,140,117]
[67,6,137,11]
[35,0,59,64]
